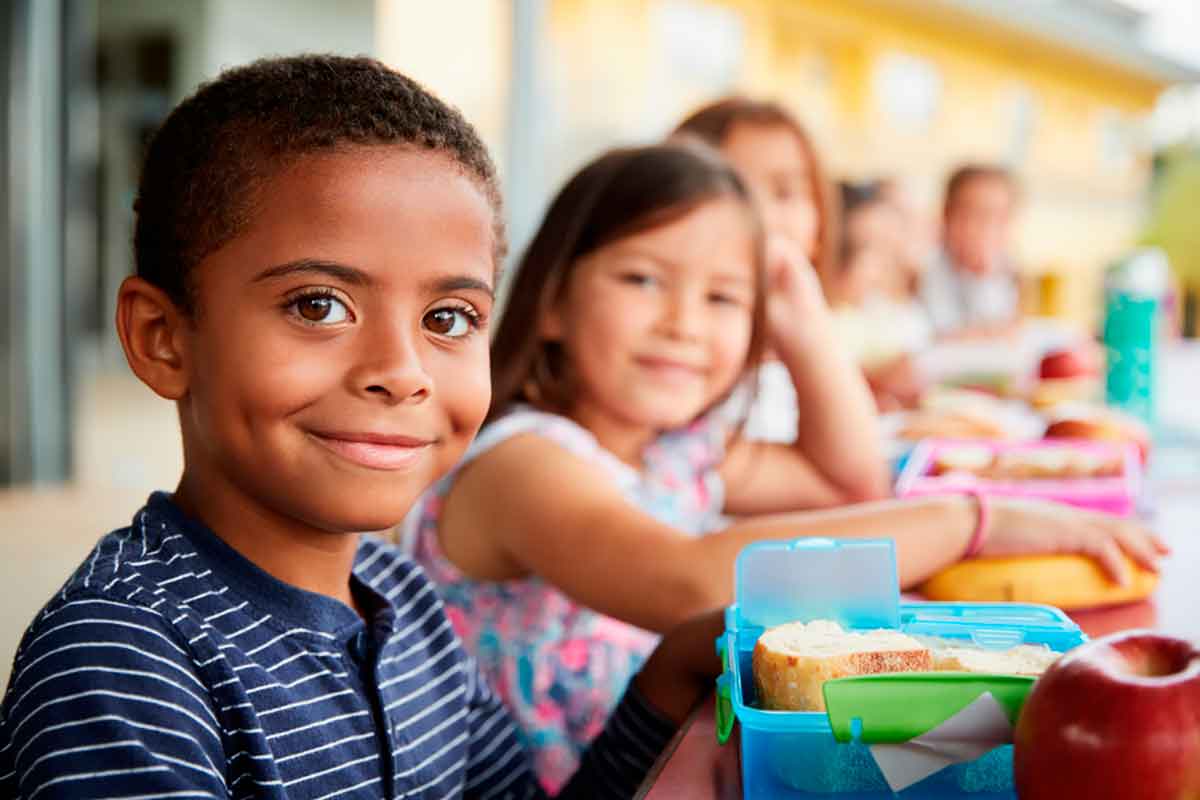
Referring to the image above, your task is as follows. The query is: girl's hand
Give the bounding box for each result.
[982,498,1170,585]
[764,234,833,354]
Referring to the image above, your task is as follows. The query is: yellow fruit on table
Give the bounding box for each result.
[921,554,1158,610]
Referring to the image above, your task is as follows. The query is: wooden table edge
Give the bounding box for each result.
[633,694,711,799]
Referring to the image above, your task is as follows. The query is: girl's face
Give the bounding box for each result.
[719,121,819,262]
[543,197,756,433]
[177,147,495,533]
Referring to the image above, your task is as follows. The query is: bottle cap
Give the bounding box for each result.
[1106,247,1170,299]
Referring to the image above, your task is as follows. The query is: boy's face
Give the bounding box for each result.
[177,147,495,533]
[943,175,1015,277]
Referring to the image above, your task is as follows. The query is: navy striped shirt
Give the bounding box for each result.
[0,493,676,799]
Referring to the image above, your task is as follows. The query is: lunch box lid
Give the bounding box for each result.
[731,537,900,633]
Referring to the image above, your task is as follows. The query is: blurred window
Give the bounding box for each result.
[873,51,942,134]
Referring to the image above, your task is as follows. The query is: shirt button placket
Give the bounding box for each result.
[377,640,412,797]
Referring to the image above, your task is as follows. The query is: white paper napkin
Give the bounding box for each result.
[867,692,1014,793]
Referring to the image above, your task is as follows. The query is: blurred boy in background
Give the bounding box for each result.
[920,164,1022,339]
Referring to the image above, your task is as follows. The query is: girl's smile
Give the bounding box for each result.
[632,354,710,385]
[543,196,757,452]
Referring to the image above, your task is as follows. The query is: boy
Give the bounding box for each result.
[0,55,718,799]
[920,164,1021,338]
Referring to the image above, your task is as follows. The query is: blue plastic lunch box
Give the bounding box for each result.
[715,538,1087,799]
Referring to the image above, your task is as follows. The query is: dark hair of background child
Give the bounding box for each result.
[942,163,1019,218]
[133,54,504,314]
[836,179,886,269]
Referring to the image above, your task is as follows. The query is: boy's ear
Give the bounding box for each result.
[114,276,191,401]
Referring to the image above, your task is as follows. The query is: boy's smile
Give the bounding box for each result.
[305,428,437,472]
[116,146,497,602]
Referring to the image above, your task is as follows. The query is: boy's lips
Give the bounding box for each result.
[307,430,436,471]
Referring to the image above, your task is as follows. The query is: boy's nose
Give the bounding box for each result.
[349,325,434,405]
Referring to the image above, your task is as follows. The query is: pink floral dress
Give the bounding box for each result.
[401,405,728,792]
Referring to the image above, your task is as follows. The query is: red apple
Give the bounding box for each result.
[1014,630,1200,800]
[1039,348,1097,380]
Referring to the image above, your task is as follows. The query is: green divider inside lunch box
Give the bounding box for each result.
[715,640,734,745]
[823,673,1036,744]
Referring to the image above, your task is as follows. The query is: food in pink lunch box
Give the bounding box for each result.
[752,619,1061,712]
[931,445,1123,480]
[897,438,1140,516]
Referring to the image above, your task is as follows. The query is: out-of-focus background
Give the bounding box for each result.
[1,0,1198,684]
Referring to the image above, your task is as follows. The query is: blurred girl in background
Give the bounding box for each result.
[673,97,884,447]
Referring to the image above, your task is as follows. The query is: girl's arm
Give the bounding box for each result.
[438,434,1166,634]
[722,240,889,515]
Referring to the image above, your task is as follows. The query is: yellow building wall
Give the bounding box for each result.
[375,1,512,175]
[376,0,1172,328]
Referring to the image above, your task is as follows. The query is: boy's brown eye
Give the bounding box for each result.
[298,297,333,321]
[288,294,349,325]
[423,307,474,338]
[425,309,452,334]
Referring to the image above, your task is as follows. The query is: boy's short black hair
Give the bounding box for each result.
[942,164,1018,217]
[836,180,886,269]
[134,54,504,312]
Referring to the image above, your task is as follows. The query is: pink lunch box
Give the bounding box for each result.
[894,438,1141,516]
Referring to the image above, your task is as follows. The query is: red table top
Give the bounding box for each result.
[636,482,1200,799]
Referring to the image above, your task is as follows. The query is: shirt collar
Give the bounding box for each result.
[144,491,389,639]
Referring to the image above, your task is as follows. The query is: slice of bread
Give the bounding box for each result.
[752,620,933,712]
[932,643,1060,675]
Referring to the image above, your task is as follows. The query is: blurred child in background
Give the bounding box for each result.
[673,97,885,451]
[827,181,932,409]
[878,175,937,301]
[921,164,1022,338]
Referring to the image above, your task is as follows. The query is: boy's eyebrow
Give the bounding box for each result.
[251,262,493,298]
[252,259,372,286]
[424,275,495,299]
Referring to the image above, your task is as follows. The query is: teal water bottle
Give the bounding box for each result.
[1103,248,1169,426]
